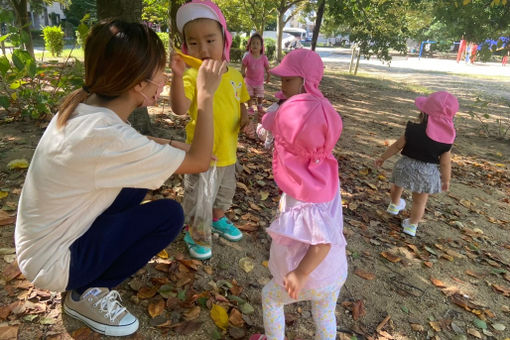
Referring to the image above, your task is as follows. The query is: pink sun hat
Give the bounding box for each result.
[415,91,459,144]
[269,93,343,203]
[176,0,232,62]
[270,49,324,97]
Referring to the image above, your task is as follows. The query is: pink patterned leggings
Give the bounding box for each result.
[261,279,344,340]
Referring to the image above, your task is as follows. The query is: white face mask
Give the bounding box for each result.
[137,79,164,107]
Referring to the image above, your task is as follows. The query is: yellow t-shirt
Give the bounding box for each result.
[183,67,250,167]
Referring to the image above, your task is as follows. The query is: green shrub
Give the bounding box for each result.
[265,38,276,61]
[230,48,244,63]
[156,32,169,52]
[42,26,64,57]
[0,45,83,120]
[240,36,249,50]
[232,34,241,49]
[75,14,91,50]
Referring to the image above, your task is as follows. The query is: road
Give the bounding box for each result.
[315,47,510,78]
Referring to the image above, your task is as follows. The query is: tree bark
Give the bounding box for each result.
[276,10,284,61]
[9,0,35,58]
[97,0,142,23]
[311,0,325,51]
[96,0,152,134]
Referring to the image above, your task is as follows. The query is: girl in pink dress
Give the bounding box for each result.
[242,33,270,138]
[250,49,348,340]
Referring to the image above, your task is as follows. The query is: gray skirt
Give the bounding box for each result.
[390,156,441,194]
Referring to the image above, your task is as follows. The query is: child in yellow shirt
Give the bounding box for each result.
[171,0,250,260]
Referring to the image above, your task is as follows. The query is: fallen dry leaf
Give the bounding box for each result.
[380,251,401,263]
[429,321,441,332]
[210,304,229,330]
[183,306,201,321]
[0,211,16,226]
[2,261,21,282]
[354,268,376,280]
[157,249,169,259]
[430,277,447,288]
[352,300,365,321]
[465,270,483,279]
[492,284,510,297]
[229,308,244,328]
[148,299,165,318]
[0,325,18,340]
[467,327,482,338]
[137,286,158,299]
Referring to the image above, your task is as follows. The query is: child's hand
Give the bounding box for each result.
[170,53,187,78]
[197,59,227,97]
[240,111,249,129]
[265,74,270,83]
[375,158,384,167]
[441,181,450,191]
[283,270,308,300]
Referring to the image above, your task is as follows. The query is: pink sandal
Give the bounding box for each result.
[249,335,267,340]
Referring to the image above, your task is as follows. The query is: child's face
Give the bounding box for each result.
[184,18,224,61]
[250,38,262,55]
[280,76,304,98]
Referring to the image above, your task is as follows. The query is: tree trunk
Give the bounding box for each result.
[97,0,142,23]
[97,0,152,135]
[276,12,284,61]
[311,0,325,51]
[10,0,35,58]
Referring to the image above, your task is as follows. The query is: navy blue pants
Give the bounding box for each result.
[66,188,184,294]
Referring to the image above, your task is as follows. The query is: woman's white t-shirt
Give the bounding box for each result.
[15,104,185,292]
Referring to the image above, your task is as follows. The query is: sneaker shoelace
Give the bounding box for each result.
[94,290,126,322]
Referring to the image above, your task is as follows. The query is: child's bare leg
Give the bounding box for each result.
[212,208,224,220]
[390,184,403,205]
[410,192,429,224]
[247,98,255,111]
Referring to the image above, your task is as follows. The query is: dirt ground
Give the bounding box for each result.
[0,61,509,340]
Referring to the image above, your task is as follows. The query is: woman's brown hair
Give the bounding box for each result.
[57,19,166,127]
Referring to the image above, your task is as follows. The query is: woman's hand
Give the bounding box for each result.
[197,59,227,99]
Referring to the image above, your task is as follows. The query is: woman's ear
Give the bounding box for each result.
[133,80,147,93]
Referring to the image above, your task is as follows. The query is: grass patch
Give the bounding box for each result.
[35,48,84,61]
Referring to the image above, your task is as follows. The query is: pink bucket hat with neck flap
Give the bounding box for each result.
[267,49,343,203]
[270,48,324,98]
[415,91,458,144]
[176,0,232,62]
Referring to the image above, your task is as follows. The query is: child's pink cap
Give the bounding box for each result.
[270,49,324,97]
[271,93,342,203]
[415,91,458,144]
[176,0,232,62]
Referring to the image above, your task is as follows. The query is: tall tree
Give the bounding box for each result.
[64,0,96,28]
[328,0,410,64]
[97,0,142,22]
[97,0,151,134]
[275,0,307,61]
[6,0,70,57]
[216,0,275,34]
[311,0,325,51]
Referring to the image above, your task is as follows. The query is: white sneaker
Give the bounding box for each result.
[387,198,406,215]
[63,288,139,336]
[402,218,418,237]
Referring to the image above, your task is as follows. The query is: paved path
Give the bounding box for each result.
[316,47,510,78]
[315,47,510,102]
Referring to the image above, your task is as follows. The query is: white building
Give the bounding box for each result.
[28,3,66,29]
